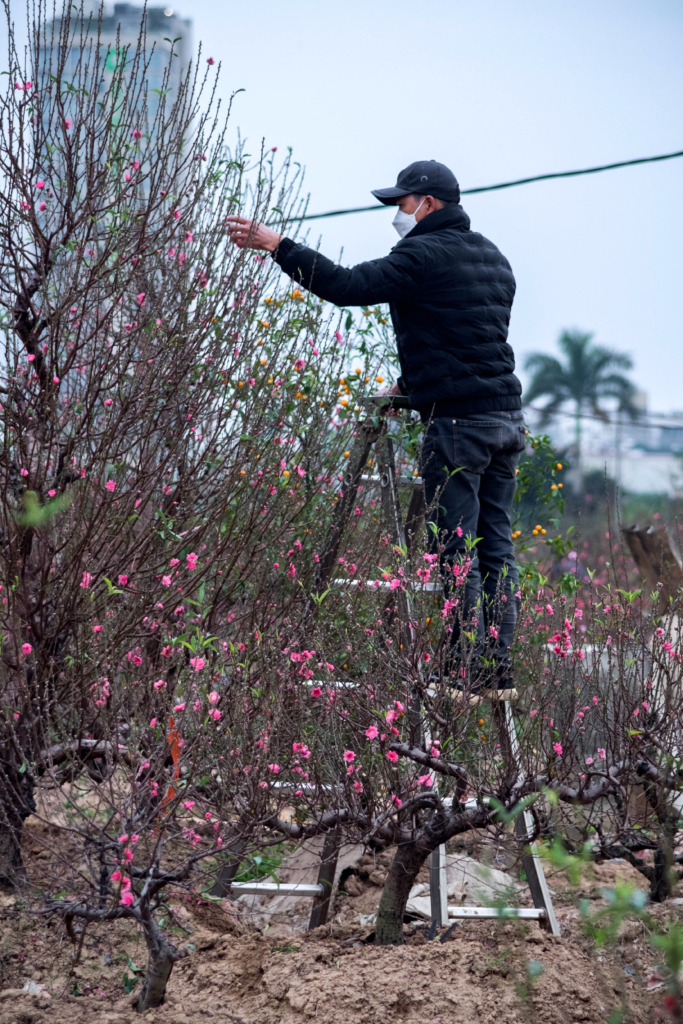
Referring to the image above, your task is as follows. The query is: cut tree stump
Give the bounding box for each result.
[621,524,683,615]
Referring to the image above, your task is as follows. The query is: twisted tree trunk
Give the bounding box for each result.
[136,902,187,1012]
[0,773,35,889]
[375,838,428,945]
[136,944,176,1012]
[0,811,26,889]
[651,817,677,903]
[374,805,489,945]
[643,769,679,902]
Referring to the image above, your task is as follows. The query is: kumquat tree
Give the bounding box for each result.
[2,0,683,1018]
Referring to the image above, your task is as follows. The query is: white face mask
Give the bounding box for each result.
[392,197,425,238]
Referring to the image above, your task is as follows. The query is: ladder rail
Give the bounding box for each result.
[502,702,560,935]
[306,417,386,615]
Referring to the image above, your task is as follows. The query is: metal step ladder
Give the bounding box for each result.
[213,397,559,936]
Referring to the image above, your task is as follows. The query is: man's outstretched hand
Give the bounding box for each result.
[226,216,282,252]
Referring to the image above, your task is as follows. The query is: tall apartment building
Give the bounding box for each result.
[42,4,193,126]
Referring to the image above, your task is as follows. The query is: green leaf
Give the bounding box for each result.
[538,835,592,886]
[126,956,144,974]
[485,793,539,826]
[102,577,124,596]
[121,972,139,994]
[16,490,72,528]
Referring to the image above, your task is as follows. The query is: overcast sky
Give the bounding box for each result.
[8,0,683,411]
[187,0,681,413]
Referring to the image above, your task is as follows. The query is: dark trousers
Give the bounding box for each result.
[420,411,526,669]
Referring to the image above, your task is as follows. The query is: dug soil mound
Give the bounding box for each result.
[0,895,670,1024]
[0,835,676,1023]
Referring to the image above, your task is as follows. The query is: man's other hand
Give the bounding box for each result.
[373,383,403,398]
[372,381,403,415]
[226,216,282,252]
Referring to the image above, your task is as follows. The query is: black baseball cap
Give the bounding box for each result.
[371,160,460,205]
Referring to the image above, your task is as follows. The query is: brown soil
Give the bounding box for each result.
[0,819,678,1024]
[0,884,675,1024]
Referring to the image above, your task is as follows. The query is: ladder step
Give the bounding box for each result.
[447,906,545,920]
[230,882,324,897]
[306,679,361,688]
[331,578,439,592]
[361,474,423,486]
[271,781,336,791]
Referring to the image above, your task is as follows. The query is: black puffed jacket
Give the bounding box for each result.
[273,204,522,418]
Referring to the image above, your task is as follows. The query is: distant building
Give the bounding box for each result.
[42,4,193,127]
[525,392,683,496]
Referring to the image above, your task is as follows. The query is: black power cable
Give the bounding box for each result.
[300,148,683,221]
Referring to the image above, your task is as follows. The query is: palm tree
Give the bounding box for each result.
[524,330,638,492]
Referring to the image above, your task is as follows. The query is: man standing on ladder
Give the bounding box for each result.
[227,160,525,698]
